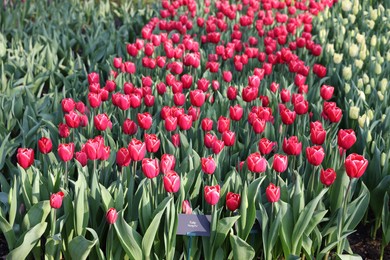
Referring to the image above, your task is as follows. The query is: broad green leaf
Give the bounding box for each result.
[142,197,172,259]
[114,211,143,260]
[22,200,51,231]
[0,211,16,250]
[74,169,89,237]
[99,184,114,212]
[345,183,369,231]
[292,188,327,254]
[214,215,240,249]
[335,254,363,260]
[229,234,255,260]
[382,193,390,245]
[279,201,293,257]
[68,228,99,260]
[7,222,47,260]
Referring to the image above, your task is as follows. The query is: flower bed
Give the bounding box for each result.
[1,0,389,259]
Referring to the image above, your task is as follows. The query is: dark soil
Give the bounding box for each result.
[349,224,390,260]
[0,234,7,260]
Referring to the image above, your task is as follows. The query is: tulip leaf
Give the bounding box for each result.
[142,197,172,259]
[382,193,390,245]
[7,222,47,260]
[74,170,89,237]
[0,211,16,250]
[291,188,327,254]
[229,234,255,260]
[345,183,369,231]
[370,176,390,218]
[214,215,240,249]
[22,200,51,231]
[279,201,293,257]
[330,167,349,213]
[99,184,114,212]
[335,254,363,260]
[68,228,100,260]
[0,133,10,170]
[114,211,143,260]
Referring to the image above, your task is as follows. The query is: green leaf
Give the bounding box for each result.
[22,200,51,231]
[142,197,172,259]
[7,222,48,260]
[74,170,89,237]
[292,188,328,254]
[99,184,114,212]
[345,183,370,231]
[214,215,240,249]
[370,176,390,218]
[229,234,255,260]
[68,228,100,260]
[382,193,390,245]
[279,201,293,257]
[335,254,363,260]
[0,210,16,250]
[114,211,143,260]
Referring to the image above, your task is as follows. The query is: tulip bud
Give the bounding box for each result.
[204,185,220,205]
[272,154,288,173]
[182,200,192,214]
[349,106,360,119]
[320,168,336,186]
[266,183,280,203]
[38,137,53,154]
[106,208,118,224]
[163,170,180,193]
[50,191,65,209]
[226,192,241,211]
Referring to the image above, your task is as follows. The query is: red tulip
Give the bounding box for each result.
[252,118,266,134]
[223,71,232,82]
[160,154,175,174]
[282,136,302,156]
[293,96,309,115]
[280,106,296,125]
[226,192,241,211]
[88,92,102,108]
[320,85,334,100]
[145,134,160,153]
[345,153,368,179]
[164,116,177,132]
[310,121,326,145]
[94,113,111,131]
[337,129,356,150]
[202,156,216,175]
[227,86,238,100]
[61,98,75,113]
[123,119,138,135]
[50,191,65,209]
[128,138,146,161]
[323,102,342,123]
[178,114,193,130]
[84,138,103,160]
[58,143,74,162]
[201,118,213,132]
[229,105,243,121]
[116,147,131,167]
[171,133,180,147]
[38,137,53,154]
[259,138,276,155]
[247,152,267,173]
[190,89,206,107]
[204,185,220,205]
[306,146,325,166]
[222,130,235,146]
[212,139,225,154]
[88,72,99,84]
[75,151,88,167]
[163,170,180,193]
[173,93,185,106]
[280,89,291,103]
[58,123,70,138]
[181,74,193,89]
[217,116,230,133]
[106,208,118,224]
[182,200,192,214]
[273,154,288,173]
[204,133,216,149]
[266,183,280,203]
[320,168,337,186]
[17,148,35,169]
[137,112,152,130]
[188,106,200,121]
[142,158,160,179]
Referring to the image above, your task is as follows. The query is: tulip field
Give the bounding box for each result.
[0,0,389,259]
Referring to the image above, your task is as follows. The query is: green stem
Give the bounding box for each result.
[64,161,68,191]
[50,209,56,237]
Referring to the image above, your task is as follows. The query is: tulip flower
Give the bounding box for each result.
[282,136,302,156]
[17,148,35,169]
[116,148,131,167]
[50,191,65,209]
[137,112,153,130]
[38,137,53,154]
[94,113,111,131]
[58,123,70,138]
[58,143,74,162]
[217,116,230,133]
[226,192,241,211]
[306,146,325,166]
[160,154,175,174]
[163,170,180,193]
[266,183,280,203]
[259,138,276,155]
[201,156,216,175]
[61,98,75,113]
[145,134,160,153]
[273,154,288,173]
[320,168,337,186]
[345,153,368,179]
[201,118,213,132]
[128,138,146,161]
[247,152,267,173]
[122,119,138,135]
[337,129,356,150]
[182,200,192,214]
[142,158,160,179]
[106,208,118,224]
[204,185,220,205]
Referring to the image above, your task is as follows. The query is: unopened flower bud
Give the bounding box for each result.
[365,85,371,95]
[363,74,369,84]
[349,106,360,119]
[358,90,366,101]
[342,66,352,80]
[381,153,387,167]
[367,131,372,143]
[333,53,343,64]
[375,63,382,75]
[367,109,374,121]
[341,0,352,12]
[356,33,365,44]
[380,79,388,92]
[358,114,367,128]
[357,78,364,89]
[345,83,351,93]
[355,59,363,69]
[378,91,384,101]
